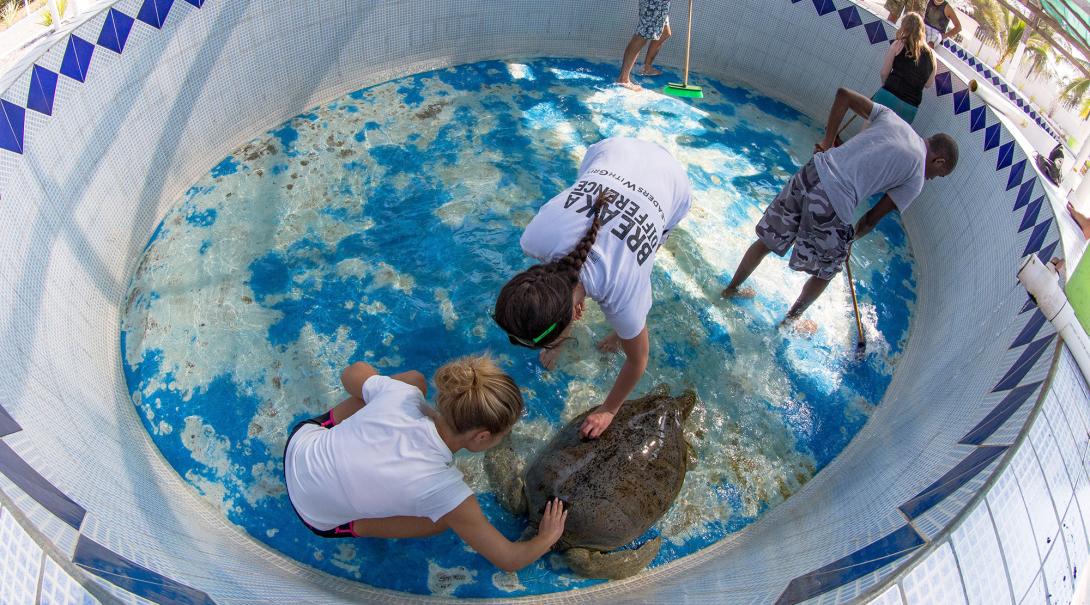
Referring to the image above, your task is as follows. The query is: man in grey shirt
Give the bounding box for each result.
[721,87,958,327]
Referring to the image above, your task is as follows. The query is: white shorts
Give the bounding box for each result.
[925,25,943,46]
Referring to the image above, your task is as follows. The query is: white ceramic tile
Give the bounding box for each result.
[866,583,904,605]
[1011,442,1061,557]
[952,502,1015,605]
[988,469,1042,601]
[1042,538,1075,605]
[0,506,44,605]
[39,557,100,605]
[901,542,967,605]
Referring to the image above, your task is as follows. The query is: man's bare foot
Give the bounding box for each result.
[617,79,643,91]
[638,66,663,76]
[721,286,756,299]
[780,317,818,336]
[597,332,623,353]
[1068,201,1090,239]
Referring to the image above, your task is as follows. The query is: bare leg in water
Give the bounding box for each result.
[617,35,649,90]
[721,240,771,299]
[639,22,671,75]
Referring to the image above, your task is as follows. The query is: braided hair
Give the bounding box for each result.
[494,191,611,348]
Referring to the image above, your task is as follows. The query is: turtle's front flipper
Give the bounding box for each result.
[483,440,527,516]
[564,537,662,580]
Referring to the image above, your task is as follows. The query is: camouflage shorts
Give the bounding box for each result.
[755,160,854,281]
[636,0,671,40]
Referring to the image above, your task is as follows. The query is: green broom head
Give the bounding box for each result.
[663,82,703,98]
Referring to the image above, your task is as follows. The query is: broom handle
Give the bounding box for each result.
[845,248,864,342]
[683,0,694,87]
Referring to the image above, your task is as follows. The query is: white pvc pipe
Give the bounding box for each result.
[1018,255,1090,386]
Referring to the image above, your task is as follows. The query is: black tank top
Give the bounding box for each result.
[925,0,950,32]
[882,45,934,107]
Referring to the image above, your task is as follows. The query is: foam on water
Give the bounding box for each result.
[120,58,916,597]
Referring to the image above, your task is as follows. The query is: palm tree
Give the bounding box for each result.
[968,0,1003,53]
[1061,70,1090,119]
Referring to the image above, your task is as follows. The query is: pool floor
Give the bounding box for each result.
[120,57,916,597]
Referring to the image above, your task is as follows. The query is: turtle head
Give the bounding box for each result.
[674,389,697,421]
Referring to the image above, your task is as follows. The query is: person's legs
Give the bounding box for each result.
[640,19,671,75]
[351,515,449,539]
[783,276,832,320]
[1068,201,1090,239]
[329,396,365,424]
[721,240,772,297]
[618,34,648,89]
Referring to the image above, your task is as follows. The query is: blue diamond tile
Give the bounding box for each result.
[26,65,58,116]
[74,537,216,605]
[953,88,970,114]
[1022,218,1052,256]
[1018,197,1043,231]
[812,0,836,16]
[1001,84,1009,93]
[182,0,204,5]
[1016,98,1024,108]
[864,20,888,43]
[1011,311,1047,349]
[969,57,977,66]
[984,124,1001,151]
[0,442,85,527]
[969,105,986,132]
[1009,91,1017,100]
[97,8,134,54]
[0,100,25,154]
[935,71,952,96]
[1030,111,1037,119]
[992,76,1000,85]
[137,0,173,29]
[996,141,1014,169]
[1037,240,1059,263]
[993,333,1055,392]
[960,382,1042,445]
[1013,179,1037,211]
[1006,159,1026,190]
[899,446,1007,518]
[976,63,984,73]
[1020,295,1037,314]
[984,68,992,77]
[839,5,862,28]
[59,35,94,82]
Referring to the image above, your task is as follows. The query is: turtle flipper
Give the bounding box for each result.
[483,439,527,516]
[563,537,662,580]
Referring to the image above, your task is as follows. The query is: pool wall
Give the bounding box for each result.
[0,0,1085,603]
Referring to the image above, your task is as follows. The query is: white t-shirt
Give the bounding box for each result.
[812,103,927,223]
[520,137,692,340]
[284,375,472,530]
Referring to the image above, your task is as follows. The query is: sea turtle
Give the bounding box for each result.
[484,384,697,580]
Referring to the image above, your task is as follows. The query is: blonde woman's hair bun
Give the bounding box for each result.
[434,354,523,434]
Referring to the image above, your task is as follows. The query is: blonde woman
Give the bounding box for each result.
[874,12,936,124]
[284,355,567,572]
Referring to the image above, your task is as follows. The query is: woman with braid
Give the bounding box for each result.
[493,137,692,438]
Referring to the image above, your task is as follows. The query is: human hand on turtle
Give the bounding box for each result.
[580,407,615,439]
[536,498,568,546]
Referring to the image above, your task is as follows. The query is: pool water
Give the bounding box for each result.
[120,58,916,597]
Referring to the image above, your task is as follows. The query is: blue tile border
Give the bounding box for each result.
[0,99,25,154]
[59,35,95,83]
[774,525,925,605]
[960,382,1044,445]
[0,440,86,529]
[137,0,175,30]
[0,405,20,437]
[97,8,135,54]
[993,332,1057,392]
[898,446,1007,518]
[74,536,217,605]
[27,65,58,116]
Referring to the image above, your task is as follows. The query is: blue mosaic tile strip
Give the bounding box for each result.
[1010,310,1047,349]
[182,0,204,6]
[1019,197,1043,232]
[838,5,862,28]
[983,124,1001,151]
[1022,217,1052,257]
[97,8,135,54]
[960,382,1044,445]
[59,35,94,83]
[1013,178,1036,211]
[137,0,174,29]
[0,405,20,437]
[27,65,58,116]
[898,445,1007,518]
[935,71,953,96]
[74,536,217,605]
[993,332,1056,392]
[953,88,970,114]
[0,441,85,528]
[1020,295,1037,315]
[1037,240,1059,263]
[864,20,888,44]
[1006,159,1026,191]
[996,141,1014,170]
[0,99,26,154]
[775,525,925,605]
[812,0,837,16]
[969,105,986,132]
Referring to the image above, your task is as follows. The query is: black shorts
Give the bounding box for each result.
[284,410,358,539]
